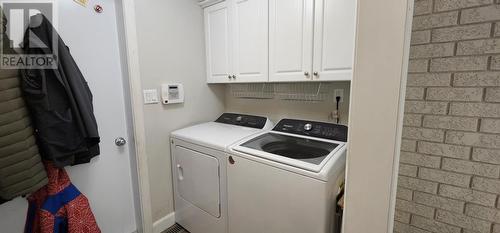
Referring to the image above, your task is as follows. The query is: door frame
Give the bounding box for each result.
[343,0,414,232]
[119,0,415,232]
[121,0,154,233]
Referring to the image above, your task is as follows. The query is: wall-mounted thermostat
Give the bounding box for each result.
[161,83,184,105]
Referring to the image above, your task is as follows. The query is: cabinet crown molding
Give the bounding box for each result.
[199,0,225,8]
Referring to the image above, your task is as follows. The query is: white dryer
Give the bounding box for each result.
[170,113,273,233]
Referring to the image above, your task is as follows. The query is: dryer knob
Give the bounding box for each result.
[304,123,313,131]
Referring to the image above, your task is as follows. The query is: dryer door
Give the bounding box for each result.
[174,146,221,217]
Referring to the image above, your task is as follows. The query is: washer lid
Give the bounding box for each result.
[233,131,346,173]
[171,122,267,151]
[239,132,339,165]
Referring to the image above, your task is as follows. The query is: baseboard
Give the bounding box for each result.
[153,212,176,233]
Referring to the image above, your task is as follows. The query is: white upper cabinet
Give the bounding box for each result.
[312,0,356,81]
[269,0,314,82]
[205,0,268,83]
[203,0,356,83]
[205,2,232,83]
[232,0,269,83]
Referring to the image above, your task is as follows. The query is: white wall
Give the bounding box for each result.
[225,82,351,125]
[343,0,411,232]
[133,0,225,222]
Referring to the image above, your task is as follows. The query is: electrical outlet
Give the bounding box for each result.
[334,89,344,103]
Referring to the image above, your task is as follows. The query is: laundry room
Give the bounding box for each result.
[137,0,355,232]
[2,0,499,233]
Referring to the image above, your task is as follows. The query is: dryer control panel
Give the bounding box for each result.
[215,113,268,129]
[273,119,348,142]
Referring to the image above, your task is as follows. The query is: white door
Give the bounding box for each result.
[231,0,268,83]
[0,1,138,233]
[205,1,233,83]
[313,0,356,81]
[269,0,314,82]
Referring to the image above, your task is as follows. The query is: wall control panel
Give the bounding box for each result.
[161,83,184,105]
[143,89,159,104]
[215,113,268,129]
[273,119,348,142]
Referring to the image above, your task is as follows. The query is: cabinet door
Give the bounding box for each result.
[312,0,356,81]
[205,2,232,83]
[269,0,314,82]
[231,0,269,83]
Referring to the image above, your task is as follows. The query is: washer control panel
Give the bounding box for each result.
[215,113,268,129]
[273,119,348,142]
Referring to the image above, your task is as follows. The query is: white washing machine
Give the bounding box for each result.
[170,113,273,233]
[228,118,348,233]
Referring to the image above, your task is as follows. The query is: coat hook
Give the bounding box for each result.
[94,4,103,13]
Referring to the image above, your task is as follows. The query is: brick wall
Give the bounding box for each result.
[394,1,500,233]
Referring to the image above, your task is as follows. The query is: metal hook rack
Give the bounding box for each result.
[230,82,337,103]
[275,82,333,102]
[230,83,275,99]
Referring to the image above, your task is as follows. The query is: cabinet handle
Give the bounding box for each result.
[232,75,236,79]
[228,156,235,164]
[313,72,319,76]
[228,75,232,80]
[304,72,309,76]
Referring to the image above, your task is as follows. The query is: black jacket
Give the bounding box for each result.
[20,14,100,167]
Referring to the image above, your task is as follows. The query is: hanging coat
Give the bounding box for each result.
[20,14,100,167]
[0,7,48,204]
[25,162,100,233]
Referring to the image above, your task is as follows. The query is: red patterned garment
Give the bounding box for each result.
[25,162,101,233]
